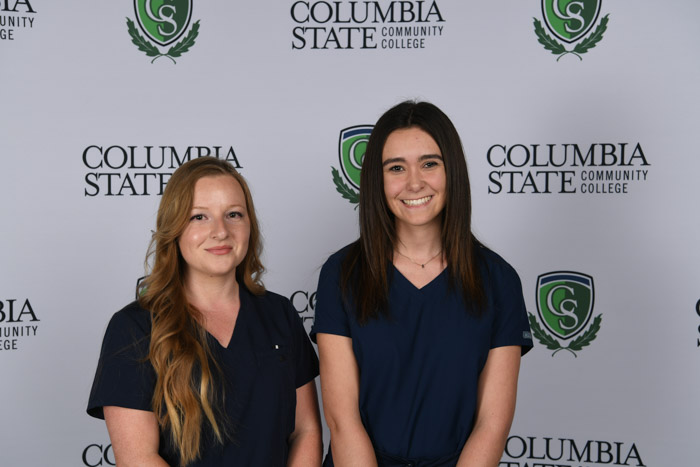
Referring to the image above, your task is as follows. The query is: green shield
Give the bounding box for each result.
[134,0,192,47]
[339,126,372,190]
[542,0,601,43]
[536,272,594,340]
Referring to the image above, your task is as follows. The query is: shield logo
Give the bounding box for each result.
[134,0,193,47]
[536,271,594,340]
[338,126,372,190]
[541,0,601,43]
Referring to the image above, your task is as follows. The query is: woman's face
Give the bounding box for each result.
[381,127,446,233]
[178,175,250,284]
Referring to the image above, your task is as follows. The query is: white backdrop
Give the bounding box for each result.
[1,1,699,465]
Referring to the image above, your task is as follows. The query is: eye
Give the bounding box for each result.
[227,211,244,219]
[190,214,205,221]
[424,160,441,168]
[387,165,404,172]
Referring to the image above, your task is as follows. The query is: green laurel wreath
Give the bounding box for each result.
[533,14,609,61]
[572,15,609,55]
[533,18,566,56]
[331,167,359,207]
[126,18,200,64]
[528,313,602,357]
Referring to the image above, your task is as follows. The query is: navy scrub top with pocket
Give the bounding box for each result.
[87,286,319,467]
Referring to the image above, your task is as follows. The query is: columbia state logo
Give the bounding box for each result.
[528,271,602,356]
[126,0,200,63]
[331,125,372,207]
[534,0,609,60]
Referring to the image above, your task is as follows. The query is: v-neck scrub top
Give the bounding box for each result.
[87,286,319,467]
[311,245,533,465]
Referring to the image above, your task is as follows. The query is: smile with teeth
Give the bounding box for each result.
[402,195,432,207]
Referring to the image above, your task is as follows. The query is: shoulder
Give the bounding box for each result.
[93,302,152,366]
[318,242,358,280]
[477,246,523,288]
[107,301,152,333]
[242,288,314,349]
[101,301,152,348]
[323,242,356,269]
[243,287,298,324]
[248,288,292,310]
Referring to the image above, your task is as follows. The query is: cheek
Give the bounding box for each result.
[235,224,252,245]
[178,229,202,253]
[438,170,447,190]
[428,172,447,194]
[177,238,190,261]
[243,228,252,246]
[383,175,398,199]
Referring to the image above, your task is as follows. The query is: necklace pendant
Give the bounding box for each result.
[421,264,425,268]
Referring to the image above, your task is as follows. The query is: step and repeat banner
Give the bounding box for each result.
[1,1,699,465]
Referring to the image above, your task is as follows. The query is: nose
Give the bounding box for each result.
[406,167,424,192]
[211,217,228,240]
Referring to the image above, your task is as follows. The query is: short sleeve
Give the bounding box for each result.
[489,256,534,355]
[86,304,156,419]
[289,302,320,388]
[310,251,352,342]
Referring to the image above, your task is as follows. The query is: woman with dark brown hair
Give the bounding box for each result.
[87,156,322,466]
[312,101,533,466]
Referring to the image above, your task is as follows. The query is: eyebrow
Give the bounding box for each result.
[382,154,443,167]
[190,204,246,210]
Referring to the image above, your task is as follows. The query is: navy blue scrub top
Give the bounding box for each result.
[87,286,319,467]
[311,245,533,465]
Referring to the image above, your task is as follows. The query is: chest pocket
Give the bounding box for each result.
[253,345,295,388]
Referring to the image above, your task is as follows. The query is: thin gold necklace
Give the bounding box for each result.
[395,249,442,268]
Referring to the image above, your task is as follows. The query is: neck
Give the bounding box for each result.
[183,274,241,312]
[395,222,442,258]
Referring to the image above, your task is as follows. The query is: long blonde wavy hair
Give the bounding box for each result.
[137,156,265,465]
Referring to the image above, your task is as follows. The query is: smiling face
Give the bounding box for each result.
[178,175,250,285]
[382,126,446,234]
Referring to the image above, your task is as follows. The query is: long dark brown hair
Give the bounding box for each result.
[340,101,485,324]
[137,156,264,465]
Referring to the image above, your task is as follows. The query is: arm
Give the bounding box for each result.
[456,345,522,467]
[287,380,323,466]
[103,406,169,467]
[317,333,378,467]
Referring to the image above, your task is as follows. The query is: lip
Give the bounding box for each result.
[206,246,233,255]
[401,195,432,207]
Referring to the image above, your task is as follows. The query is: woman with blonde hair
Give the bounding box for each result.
[88,156,322,466]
